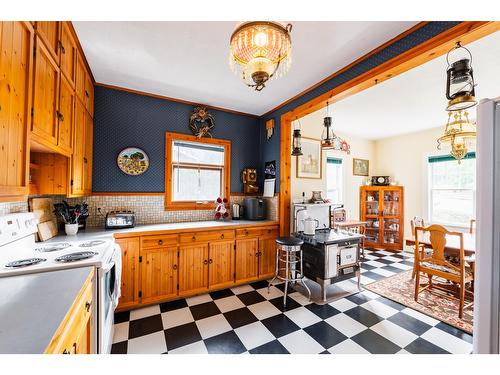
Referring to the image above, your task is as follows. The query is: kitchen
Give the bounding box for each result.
[1,7,500,369]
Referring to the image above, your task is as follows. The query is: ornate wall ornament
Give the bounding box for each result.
[189,106,215,138]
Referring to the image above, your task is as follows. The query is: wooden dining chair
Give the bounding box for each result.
[410,216,425,279]
[414,224,474,319]
[469,219,476,234]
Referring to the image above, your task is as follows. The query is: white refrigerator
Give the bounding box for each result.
[474,97,500,354]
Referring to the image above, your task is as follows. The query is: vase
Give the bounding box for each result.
[65,223,79,236]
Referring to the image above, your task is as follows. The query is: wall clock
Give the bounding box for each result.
[117,147,150,176]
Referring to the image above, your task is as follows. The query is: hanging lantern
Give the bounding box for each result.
[291,117,303,156]
[321,102,350,153]
[229,22,292,91]
[445,42,477,111]
[437,110,476,163]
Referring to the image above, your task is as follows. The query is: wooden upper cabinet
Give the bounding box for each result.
[140,246,178,304]
[0,21,34,197]
[235,238,259,283]
[83,113,93,194]
[75,52,85,101]
[178,244,209,295]
[69,99,86,196]
[208,240,235,290]
[34,22,59,63]
[32,36,60,146]
[116,238,140,310]
[57,74,74,156]
[59,22,77,88]
[84,73,94,117]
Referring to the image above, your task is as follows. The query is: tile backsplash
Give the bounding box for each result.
[0,194,278,228]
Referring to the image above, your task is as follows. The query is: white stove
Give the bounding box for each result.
[0,212,121,354]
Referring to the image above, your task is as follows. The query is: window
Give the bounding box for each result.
[326,157,343,203]
[427,152,476,227]
[165,133,230,210]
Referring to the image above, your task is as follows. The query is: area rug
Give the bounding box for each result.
[364,270,473,334]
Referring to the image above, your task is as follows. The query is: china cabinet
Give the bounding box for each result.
[360,186,404,251]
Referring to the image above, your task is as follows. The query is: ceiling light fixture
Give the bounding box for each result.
[229,21,292,91]
[321,102,350,153]
[445,42,477,111]
[437,110,476,163]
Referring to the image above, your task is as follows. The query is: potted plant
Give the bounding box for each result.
[53,201,88,235]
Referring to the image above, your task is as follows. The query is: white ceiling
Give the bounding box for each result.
[303,31,500,140]
[73,21,418,115]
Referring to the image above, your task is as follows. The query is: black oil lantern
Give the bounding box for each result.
[445,42,477,111]
[321,102,334,148]
[291,117,303,156]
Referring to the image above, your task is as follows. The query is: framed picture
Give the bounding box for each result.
[353,158,369,176]
[296,137,322,179]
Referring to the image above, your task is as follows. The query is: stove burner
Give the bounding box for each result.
[55,251,97,263]
[79,240,106,248]
[5,258,47,268]
[35,242,71,252]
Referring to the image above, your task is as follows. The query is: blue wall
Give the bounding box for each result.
[259,21,461,192]
[92,87,260,193]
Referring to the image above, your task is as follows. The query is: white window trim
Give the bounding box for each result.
[326,156,344,204]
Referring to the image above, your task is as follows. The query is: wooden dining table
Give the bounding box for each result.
[405,232,476,257]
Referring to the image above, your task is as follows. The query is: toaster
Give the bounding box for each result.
[105,210,135,229]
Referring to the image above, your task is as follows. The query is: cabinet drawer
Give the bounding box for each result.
[180,230,234,243]
[141,234,178,248]
[261,226,279,238]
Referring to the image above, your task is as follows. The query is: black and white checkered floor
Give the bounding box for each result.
[111,250,473,354]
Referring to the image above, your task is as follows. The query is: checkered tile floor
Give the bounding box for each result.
[111,249,473,354]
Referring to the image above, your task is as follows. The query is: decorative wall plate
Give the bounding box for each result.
[117,147,149,176]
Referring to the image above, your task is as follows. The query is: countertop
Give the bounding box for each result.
[45,219,279,243]
[0,266,93,354]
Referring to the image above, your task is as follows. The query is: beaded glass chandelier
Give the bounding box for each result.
[229,21,292,91]
[437,110,476,163]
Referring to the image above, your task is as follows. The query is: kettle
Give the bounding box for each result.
[302,216,319,235]
[232,203,243,220]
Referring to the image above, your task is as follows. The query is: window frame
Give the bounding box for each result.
[165,132,231,211]
[426,152,476,228]
[326,157,343,204]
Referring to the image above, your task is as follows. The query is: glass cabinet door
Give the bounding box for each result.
[364,190,380,216]
[382,189,401,216]
[364,218,380,243]
[383,218,401,245]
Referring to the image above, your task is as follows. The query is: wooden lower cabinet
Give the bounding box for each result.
[116,225,278,311]
[178,243,209,295]
[45,269,94,354]
[208,240,235,290]
[235,238,259,283]
[116,237,140,310]
[140,246,178,304]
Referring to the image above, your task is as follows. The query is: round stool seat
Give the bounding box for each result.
[275,236,303,246]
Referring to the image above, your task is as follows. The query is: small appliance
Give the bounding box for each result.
[105,211,135,229]
[243,198,265,220]
[232,203,244,220]
[302,217,319,235]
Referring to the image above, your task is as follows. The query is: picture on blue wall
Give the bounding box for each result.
[117,147,150,176]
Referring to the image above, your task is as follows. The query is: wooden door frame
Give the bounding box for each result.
[279,21,500,236]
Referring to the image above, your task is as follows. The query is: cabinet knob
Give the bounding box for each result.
[245,230,249,235]
[203,260,208,265]
[191,235,196,241]
[85,90,89,98]
[158,239,163,245]
[173,264,178,270]
[85,301,91,312]
[83,157,88,164]
[56,110,64,122]
[62,349,71,354]
[209,259,213,264]
[220,234,224,239]
[58,41,66,54]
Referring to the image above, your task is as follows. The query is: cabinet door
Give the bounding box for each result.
[75,52,86,101]
[84,73,94,117]
[235,238,258,283]
[57,74,74,156]
[258,237,277,278]
[69,99,85,196]
[74,317,92,354]
[178,244,208,295]
[32,36,60,146]
[116,238,140,309]
[83,113,93,194]
[34,22,59,62]
[208,240,235,290]
[0,21,33,197]
[140,246,178,304]
[59,22,77,88]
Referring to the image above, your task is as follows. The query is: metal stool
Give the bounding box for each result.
[268,236,311,307]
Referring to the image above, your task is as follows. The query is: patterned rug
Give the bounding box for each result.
[364,270,473,334]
